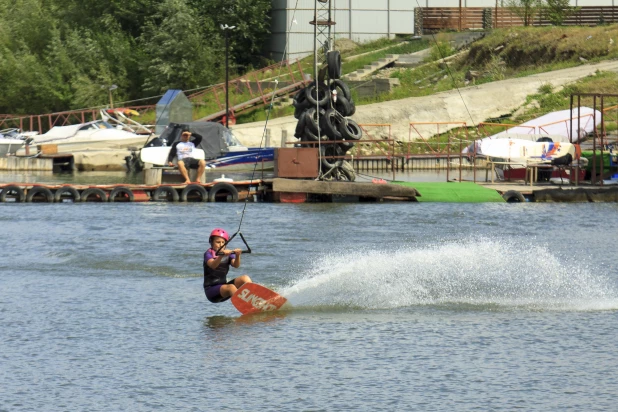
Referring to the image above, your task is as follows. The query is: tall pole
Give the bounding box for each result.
[225,30,229,129]
[221,24,235,129]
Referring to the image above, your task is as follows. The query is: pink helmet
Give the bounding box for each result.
[209,228,229,242]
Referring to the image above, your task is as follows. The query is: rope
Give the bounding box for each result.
[233,0,302,234]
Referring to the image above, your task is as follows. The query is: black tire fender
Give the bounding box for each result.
[109,186,135,202]
[305,82,329,107]
[152,186,179,202]
[181,184,208,202]
[320,144,344,169]
[294,111,307,138]
[54,186,80,202]
[502,190,526,203]
[303,127,324,142]
[334,95,353,117]
[327,50,342,80]
[208,182,239,202]
[338,118,363,141]
[0,185,25,202]
[320,108,343,140]
[304,107,325,136]
[81,188,108,202]
[330,79,352,101]
[26,186,54,203]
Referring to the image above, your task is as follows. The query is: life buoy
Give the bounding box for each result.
[26,186,54,203]
[208,182,239,202]
[80,188,108,202]
[152,186,179,202]
[109,186,135,202]
[181,184,208,202]
[502,190,526,203]
[0,185,25,202]
[54,186,81,202]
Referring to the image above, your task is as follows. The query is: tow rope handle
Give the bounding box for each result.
[215,231,252,256]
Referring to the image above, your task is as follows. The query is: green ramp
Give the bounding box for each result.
[393,181,505,203]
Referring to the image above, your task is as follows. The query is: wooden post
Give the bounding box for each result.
[265,128,271,147]
[281,129,288,147]
[144,169,162,185]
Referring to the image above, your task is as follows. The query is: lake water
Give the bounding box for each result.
[1,193,618,410]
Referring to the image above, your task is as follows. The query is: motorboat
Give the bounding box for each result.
[139,122,274,172]
[23,119,151,153]
[0,129,27,157]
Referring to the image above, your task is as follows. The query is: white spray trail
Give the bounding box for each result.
[280,239,618,311]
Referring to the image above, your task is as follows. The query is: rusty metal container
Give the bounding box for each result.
[275,148,319,178]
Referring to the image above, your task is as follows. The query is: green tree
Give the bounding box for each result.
[192,0,272,70]
[139,0,221,94]
[505,0,543,26]
[542,0,579,26]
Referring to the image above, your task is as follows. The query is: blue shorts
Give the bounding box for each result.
[205,279,236,303]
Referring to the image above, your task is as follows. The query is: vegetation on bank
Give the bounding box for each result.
[0,0,272,114]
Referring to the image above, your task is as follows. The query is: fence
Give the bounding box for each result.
[418,6,618,33]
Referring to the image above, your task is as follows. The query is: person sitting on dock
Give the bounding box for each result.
[203,228,252,303]
[167,128,206,184]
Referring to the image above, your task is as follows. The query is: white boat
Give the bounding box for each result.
[26,119,151,153]
[139,122,274,172]
[0,129,26,157]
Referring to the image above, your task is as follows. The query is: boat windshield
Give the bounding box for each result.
[222,128,244,148]
[79,121,115,131]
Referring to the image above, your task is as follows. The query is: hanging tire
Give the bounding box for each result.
[0,185,25,203]
[348,98,356,116]
[152,186,179,202]
[330,79,352,101]
[26,187,54,203]
[320,144,344,169]
[320,108,343,140]
[502,190,525,203]
[334,95,353,117]
[303,127,323,142]
[181,184,208,202]
[327,50,342,80]
[208,182,239,203]
[304,107,325,136]
[109,186,135,202]
[339,118,363,141]
[54,186,80,203]
[81,188,108,202]
[293,88,310,111]
[305,82,329,107]
[294,112,307,138]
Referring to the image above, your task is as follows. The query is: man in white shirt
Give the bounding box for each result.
[167,128,206,184]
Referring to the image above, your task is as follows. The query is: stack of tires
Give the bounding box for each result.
[292,51,360,181]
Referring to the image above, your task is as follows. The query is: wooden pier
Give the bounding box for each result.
[0,178,421,203]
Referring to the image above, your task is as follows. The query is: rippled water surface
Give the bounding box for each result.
[1,201,618,411]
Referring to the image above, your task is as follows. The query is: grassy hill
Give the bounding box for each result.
[237,25,618,128]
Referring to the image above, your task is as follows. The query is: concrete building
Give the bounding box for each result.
[268,0,617,61]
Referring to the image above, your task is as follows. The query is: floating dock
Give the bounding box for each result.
[0,179,421,203]
[2,179,618,203]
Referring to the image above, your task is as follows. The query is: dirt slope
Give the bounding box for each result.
[231,60,618,146]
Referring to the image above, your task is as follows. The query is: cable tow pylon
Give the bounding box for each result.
[291,0,360,182]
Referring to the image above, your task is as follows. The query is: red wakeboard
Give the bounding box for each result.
[231,283,288,315]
